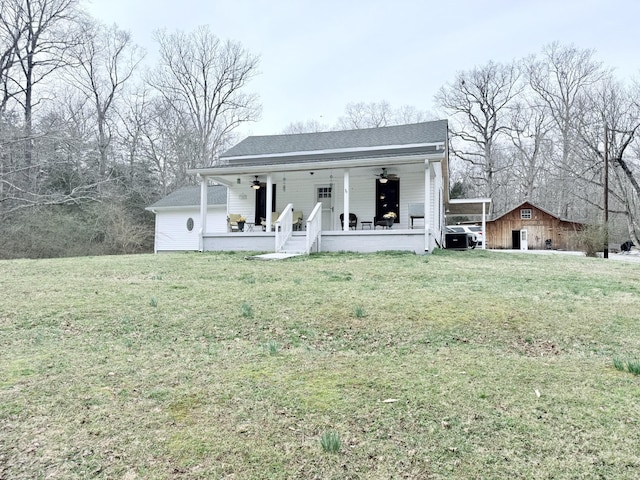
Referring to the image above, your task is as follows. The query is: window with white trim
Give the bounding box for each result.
[520,209,532,220]
[317,186,332,199]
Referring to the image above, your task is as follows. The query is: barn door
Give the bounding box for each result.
[520,229,528,251]
[511,230,520,249]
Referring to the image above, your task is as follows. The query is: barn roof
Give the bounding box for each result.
[490,201,584,224]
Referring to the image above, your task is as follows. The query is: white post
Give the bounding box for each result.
[424,161,431,252]
[151,209,158,254]
[343,169,350,231]
[199,175,208,252]
[266,174,273,231]
[481,201,487,249]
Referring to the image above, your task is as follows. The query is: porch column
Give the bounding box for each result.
[424,161,432,252]
[199,175,208,252]
[481,201,487,249]
[343,169,350,231]
[266,174,273,230]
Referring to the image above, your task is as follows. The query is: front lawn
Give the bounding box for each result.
[1,250,639,478]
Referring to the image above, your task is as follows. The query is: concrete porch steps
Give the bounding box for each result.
[279,236,307,254]
[246,252,303,260]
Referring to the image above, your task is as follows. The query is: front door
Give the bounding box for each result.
[376,179,400,224]
[316,185,333,230]
[254,183,276,225]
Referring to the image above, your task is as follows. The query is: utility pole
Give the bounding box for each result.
[603,124,609,259]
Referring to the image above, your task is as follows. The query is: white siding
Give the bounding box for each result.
[154,206,225,251]
[223,164,444,235]
[228,187,259,224]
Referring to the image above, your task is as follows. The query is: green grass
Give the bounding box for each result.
[1,250,640,478]
[320,430,341,453]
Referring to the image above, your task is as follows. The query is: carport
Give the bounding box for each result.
[445,198,492,249]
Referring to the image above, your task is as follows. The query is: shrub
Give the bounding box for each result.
[577,224,607,257]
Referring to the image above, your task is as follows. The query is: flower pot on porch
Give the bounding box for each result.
[237,221,245,232]
[385,218,394,228]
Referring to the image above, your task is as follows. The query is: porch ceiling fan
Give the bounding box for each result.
[375,167,398,183]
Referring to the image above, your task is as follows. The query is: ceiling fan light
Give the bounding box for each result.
[251,176,261,189]
[379,177,388,184]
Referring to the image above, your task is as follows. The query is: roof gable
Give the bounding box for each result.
[490,201,583,224]
[147,185,226,209]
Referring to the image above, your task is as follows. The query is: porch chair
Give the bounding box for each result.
[374,216,393,229]
[228,214,243,232]
[339,213,358,229]
[261,211,281,231]
[292,211,304,231]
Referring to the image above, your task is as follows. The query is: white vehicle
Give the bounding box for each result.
[465,225,486,247]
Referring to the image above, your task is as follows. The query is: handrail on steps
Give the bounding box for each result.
[274,204,293,252]
[305,202,323,253]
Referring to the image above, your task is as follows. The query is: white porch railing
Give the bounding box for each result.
[306,202,323,253]
[275,204,293,252]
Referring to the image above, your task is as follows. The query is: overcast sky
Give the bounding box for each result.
[82,0,640,137]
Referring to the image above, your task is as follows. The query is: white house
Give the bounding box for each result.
[146,185,227,253]
[176,120,452,255]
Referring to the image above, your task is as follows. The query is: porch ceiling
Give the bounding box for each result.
[189,152,444,178]
[207,162,438,186]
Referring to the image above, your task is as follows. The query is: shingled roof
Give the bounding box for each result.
[218,120,448,167]
[147,185,226,210]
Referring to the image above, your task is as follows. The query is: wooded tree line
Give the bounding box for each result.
[0,0,259,258]
[1,1,638,258]
[289,43,640,247]
[436,42,640,246]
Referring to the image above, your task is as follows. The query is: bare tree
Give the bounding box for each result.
[148,25,260,171]
[435,60,523,210]
[526,42,608,216]
[135,95,202,194]
[507,98,553,202]
[281,118,330,134]
[116,84,149,183]
[337,100,393,129]
[336,101,433,130]
[0,0,80,170]
[577,79,640,243]
[0,5,20,116]
[68,19,144,177]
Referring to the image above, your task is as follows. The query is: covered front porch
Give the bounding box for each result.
[201,227,430,254]
[192,157,446,255]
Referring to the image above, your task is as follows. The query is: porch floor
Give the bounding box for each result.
[202,228,431,254]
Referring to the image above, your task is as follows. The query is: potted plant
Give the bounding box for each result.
[237,215,246,231]
[382,211,397,228]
